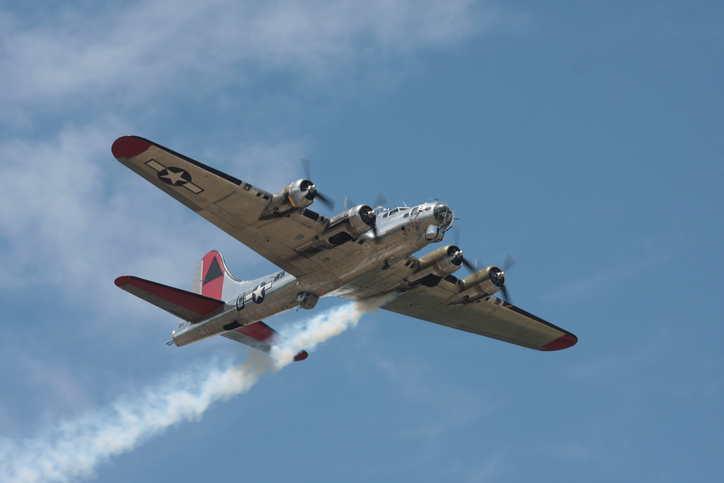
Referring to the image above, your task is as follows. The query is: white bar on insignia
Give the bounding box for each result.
[185,183,204,194]
[145,159,165,172]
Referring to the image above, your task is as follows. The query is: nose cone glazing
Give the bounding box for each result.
[433,203,454,229]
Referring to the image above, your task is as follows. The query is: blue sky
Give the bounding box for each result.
[0,1,722,481]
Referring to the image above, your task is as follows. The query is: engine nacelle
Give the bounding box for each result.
[407,245,464,284]
[260,179,317,219]
[322,204,376,246]
[449,265,505,304]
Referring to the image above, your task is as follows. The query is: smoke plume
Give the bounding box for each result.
[0,298,388,482]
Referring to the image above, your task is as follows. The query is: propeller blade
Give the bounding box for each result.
[498,254,515,303]
[300,158,311,180]
[344,196,356,209]
[500,285,512,304]
[450,225,461,247]
[299,158,335,212]
[373,192,388,209]
[461,256,475,272]
[503,253,516,272]
[316,191,336,212]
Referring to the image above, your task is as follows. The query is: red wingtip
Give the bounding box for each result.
[112,136,152,160]
[294,350,309,362]
[114,275,132,287]
[542,333,578,351]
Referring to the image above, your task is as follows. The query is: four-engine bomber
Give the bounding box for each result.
[112,135,578,358]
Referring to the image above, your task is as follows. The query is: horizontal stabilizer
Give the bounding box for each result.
[115,275,225,323]
[221,321,309,361]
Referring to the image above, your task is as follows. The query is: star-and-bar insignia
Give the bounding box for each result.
[145,159,204,194]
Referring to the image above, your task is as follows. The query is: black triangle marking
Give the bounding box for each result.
[203,257,224,285]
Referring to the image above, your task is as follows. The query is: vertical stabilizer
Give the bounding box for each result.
[192,250,240,300]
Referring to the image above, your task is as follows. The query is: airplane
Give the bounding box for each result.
[112,136,577,361]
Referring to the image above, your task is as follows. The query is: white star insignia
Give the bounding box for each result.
[161,170,187,185]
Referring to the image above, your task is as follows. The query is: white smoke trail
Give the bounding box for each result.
[270,294,391,367]
[0,297,389,483]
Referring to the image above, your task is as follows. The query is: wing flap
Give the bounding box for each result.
[115,276,225,323]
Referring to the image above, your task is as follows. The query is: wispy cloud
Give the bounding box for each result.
[1,0,507,115]
[0,0,476,99]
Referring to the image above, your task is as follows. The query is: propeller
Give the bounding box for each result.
[345,192,388,210]
[502,253,516,272]
[451,226,477,272]
[300,158,335,212]
[344,194,387,244]
[498,254,516,303]
[455,227,516,303]
[373,192,388,209]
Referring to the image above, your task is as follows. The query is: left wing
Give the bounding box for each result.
[380,276,577,351]
[112,136,360,285]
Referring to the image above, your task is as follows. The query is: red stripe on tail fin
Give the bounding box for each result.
[201,251,225,300]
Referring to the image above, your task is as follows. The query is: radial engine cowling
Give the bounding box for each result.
[407,245,464,283]
[260,179,317,219]
[455,266,505,302]
[323,204,376,246]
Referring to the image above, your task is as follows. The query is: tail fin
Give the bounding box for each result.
[192,250,240,300]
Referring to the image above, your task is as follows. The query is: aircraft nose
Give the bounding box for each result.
[433,203,454,229]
